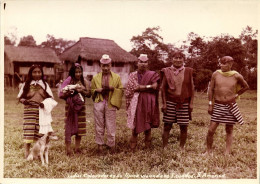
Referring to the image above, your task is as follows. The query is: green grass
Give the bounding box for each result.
[3,88,257,179]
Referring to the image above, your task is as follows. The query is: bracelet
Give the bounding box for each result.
[209,101,212,105]
[146,85,152,89]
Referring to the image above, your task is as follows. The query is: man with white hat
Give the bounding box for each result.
[125,54,160,151]
[91,54,123,154]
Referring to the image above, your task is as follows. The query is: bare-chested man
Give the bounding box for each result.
[206,56,249,155]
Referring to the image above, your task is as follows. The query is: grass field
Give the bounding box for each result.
[3,88,257,179]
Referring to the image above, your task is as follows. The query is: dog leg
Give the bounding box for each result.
[45,146,49,165]
[40,146,45,165]
[24,143,30,159]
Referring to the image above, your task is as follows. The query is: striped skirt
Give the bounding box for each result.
[65,103,87,142]
[211,102,244,125]
[23,102,42,143]
[163,101,190,125]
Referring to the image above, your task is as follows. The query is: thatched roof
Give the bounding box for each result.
[60,37,137,63]
[4,45,60,63]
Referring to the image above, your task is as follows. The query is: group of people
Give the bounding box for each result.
[17,52,249,158]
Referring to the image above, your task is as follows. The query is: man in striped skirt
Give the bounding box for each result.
[207,56,249,155]
[161,51,194,151]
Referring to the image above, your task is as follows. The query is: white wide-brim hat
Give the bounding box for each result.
[100,54,112,64]
[138,54,148,62]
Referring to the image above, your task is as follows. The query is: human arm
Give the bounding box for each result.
[19,98,30,105]
[208,72,216,115]
[189,76,195,112]
[134,82,158,92]
[160,75,167,113]
[235,74,249,98]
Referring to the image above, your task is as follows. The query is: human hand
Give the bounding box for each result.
[39,103,44,108]
[20,98,29,105]
[95,88,103,93]
[151,83,158,90]
[134,85,139,92]
[109,86,114,91]
[208,105,213,115]
[234,94,239,99]
[75,85,85,93]
[189,103,193,112]
[161,104,167,113]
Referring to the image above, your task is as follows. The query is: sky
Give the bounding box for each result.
[2,0,259,52]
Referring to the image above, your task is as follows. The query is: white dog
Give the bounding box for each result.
[27,132,58,166]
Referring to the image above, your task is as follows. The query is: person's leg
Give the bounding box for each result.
[93,102,105,152]
[144,129,152,148]
[225,124,234,155]
[179,125,188,150]
[75,135,82,153]
[206,121,219,154]
[162,123,172,148]
[65,141,72,156]
[105,105,117,148]
[24,143,31,158]
[130,130,138,151]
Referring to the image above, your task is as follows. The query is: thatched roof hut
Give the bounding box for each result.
[59,37,137,85]
[5,45,60,65]
[4,45,61,87]
[60,37,137,63]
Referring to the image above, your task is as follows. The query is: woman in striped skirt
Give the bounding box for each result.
[59,63,91,156]
[18,64,54,158]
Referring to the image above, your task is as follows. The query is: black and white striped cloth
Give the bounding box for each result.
[211,102,244,125]
[163,101,190,125]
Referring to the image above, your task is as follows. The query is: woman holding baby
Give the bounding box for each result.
[59,63,91,156]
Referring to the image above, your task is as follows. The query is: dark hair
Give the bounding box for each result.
[171,51,185,59]
[19,64,50,100]
[68,63,85,87]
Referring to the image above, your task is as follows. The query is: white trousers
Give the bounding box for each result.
[93,101,117,147]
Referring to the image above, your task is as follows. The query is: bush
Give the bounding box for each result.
[194,69,212,91]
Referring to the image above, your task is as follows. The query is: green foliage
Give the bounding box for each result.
[130,26,257,90]
[39,34,76,55]
[193,69,212,91]
[130,26,169,71]
[185,26,257,90]
[18,35,37,47]
[4,36,15,45]
[4,88,257,179]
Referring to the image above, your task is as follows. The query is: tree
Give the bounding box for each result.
[130,26,170,71]
[5,26,18,45]
[239,26,257,68]
[39,34,76,55]
[193,69,212,91]
[239,26,258,89]
[4,36,15,45]
[18,35,37,47]
[186,33,249,90]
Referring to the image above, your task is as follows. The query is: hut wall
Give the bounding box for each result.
[4,55,14,75]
